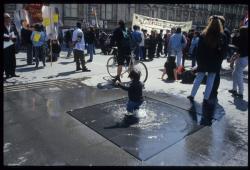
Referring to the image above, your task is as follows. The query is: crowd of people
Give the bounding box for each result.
[3,11,248,113]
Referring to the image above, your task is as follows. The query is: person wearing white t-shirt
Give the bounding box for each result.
[72,22,90,72]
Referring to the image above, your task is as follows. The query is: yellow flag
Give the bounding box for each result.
[33,32,41,42]
[43,18,50,26]
[53,14,59,23]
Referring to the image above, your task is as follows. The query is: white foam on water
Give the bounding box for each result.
[147,136,158,139]
[4,143,12,153]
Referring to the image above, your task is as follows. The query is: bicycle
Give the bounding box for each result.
[106,47,148,83]
[227,44,239,69]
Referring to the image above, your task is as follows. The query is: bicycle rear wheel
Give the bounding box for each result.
[106,56,118,78]
[132,61,148,83]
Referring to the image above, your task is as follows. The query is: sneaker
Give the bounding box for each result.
[235,93,243,99]
[187,95,194,102]
[112,76,121,83]
[228,89,237,95]
[82,68,91,72]
[203,99,209,104]
[5,75,11,79]
[87,59,93,62]
[11,74,20,77]
[76,67,82,71]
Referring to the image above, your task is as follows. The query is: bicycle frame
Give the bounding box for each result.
[120,50,136,78]
[107,47,148,82]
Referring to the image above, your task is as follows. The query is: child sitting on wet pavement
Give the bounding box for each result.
[116,69,144,121]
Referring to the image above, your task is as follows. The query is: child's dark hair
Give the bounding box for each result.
[128,69,141,81]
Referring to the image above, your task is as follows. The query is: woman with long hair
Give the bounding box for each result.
[187,15,225,103]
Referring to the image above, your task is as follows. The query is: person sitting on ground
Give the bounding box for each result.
[161,56,178,81]
[116,69,144,118]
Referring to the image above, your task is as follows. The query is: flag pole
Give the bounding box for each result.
[50,7,53,67]
[95,9,99,28]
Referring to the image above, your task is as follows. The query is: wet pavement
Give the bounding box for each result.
[3,51,248,166]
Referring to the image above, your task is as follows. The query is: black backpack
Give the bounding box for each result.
[181,70,196,84]
[120,28,132,53]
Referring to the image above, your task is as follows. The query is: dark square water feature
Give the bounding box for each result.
[67,97,204,161]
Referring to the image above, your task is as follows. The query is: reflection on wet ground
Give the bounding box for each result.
[4,78,248,165]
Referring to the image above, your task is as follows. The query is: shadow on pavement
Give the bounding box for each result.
[188,99,226,126]
[16,66,43,72]
[188,101,199,122]
[55,70,80,77]
[200,101,216,126]
[58,61,75,65]
[233,97,248,111]
[16,64,29,68]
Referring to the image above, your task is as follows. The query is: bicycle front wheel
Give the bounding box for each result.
[133,61,148,83]
[106,56,118,78]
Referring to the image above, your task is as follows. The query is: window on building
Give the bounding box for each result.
[64,4,78,17]
[202,4,205,10]
[233,7,236,14]
[168,10,173,20]
[208,4,212,11]
[153,7,158,18]
[106,4,112,20]
[101,4,105,19]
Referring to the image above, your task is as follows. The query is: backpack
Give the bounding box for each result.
[120,28,132,52]
[77,31,83,43]
[181,34,186,48]
[164,57,177,80]
[181,70,195,84]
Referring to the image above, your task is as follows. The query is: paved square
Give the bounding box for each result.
[67,97,203,161]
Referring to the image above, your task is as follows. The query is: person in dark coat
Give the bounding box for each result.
[116,69,144,116]
[148,30,157,61]
[110,20,131,82]
[21,20,33,65]
[209,16,231,100]
[156,29,164,57]
[228,26,248,99]
[64,29,73,58]
[85,27,96,62]
[187,15,226,104]
[4,13,19,79]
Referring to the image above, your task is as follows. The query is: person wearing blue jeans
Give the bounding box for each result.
[30,24,46,68]
[228,25,248,99]
[131,25,142,60]
[88,43,94,61]
[85,27,96,62]
[168,27,187,67]
[187,15,226,103]
[189,31,200,67]
[190,72,216,100]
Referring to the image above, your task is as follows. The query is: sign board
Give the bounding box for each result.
[99,20,103,28]
[24,4,43,25]
[91,19,96,26]
[104,20,107,29]
[132,13,192,33]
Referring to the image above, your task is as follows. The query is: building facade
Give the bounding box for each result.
[4,4,248,31]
